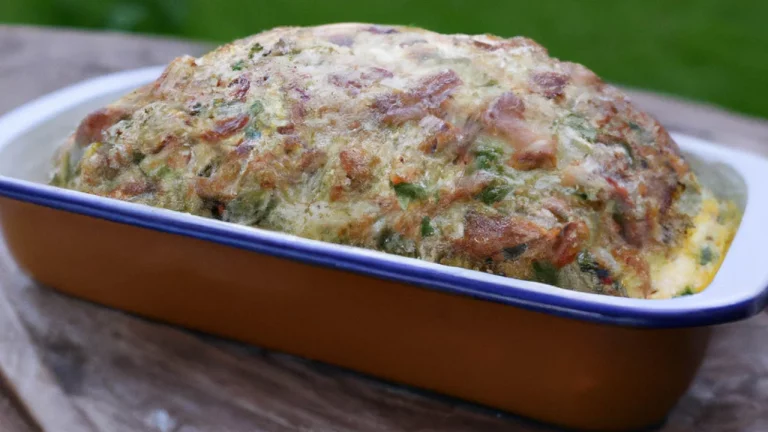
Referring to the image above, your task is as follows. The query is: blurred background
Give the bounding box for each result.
[2,0,766,119]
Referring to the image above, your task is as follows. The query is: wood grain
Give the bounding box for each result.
[1,24,768,432]
[0,377,37,432]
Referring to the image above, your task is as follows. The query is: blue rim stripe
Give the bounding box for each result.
[2,178,766,329]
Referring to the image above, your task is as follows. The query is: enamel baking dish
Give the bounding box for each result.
[2,67,768,431]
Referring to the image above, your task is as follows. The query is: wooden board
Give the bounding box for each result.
[2,24,768,432]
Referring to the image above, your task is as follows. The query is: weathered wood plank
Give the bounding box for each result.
[0,377,37,432]
[0,244,97,432]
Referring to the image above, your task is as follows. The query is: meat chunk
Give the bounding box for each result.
[374,69,462,125]
[74,107,130,146]
[531,71,569,100]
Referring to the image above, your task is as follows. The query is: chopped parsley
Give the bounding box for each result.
[473,146,503,171]
[678,286,695,297]
[477,183,510,205]
[243,100,264,140]
[244,125,261,140]
[249,100,264,116]
[248,43,264,59]
[420,217,435,237]
[231,60,246,71]
[393,182,427,200]
[700,246,715,265]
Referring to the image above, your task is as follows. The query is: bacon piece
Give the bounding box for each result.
[481,92,557,170]
[552,221,590,267]
[299,148,327,174]
[509,137,557,170]
[483,92,527,141]
[108,178,153,199]
[329,73,363,96]
[74,107,129,146]
[276,124,295,135]
[340,148,377,184]
[373,69,462,125]
[201,114,250,142]
[614,247,652,298]
[229,75,251,101]
[531,71,569,100]
[458,213,552,260]
[418,116,458,154]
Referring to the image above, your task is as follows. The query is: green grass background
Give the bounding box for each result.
[2,0,766,119]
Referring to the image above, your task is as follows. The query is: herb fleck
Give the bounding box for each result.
[421,217,435,237]
[249,100,264,116]
[477,183,510,205]
[678,286,695,296]
[231,60,246,71]
[244,125,261,140]
[248,43,264,59]
[700,246,715,265]
[393,182,427,200]
[473,146,502,171]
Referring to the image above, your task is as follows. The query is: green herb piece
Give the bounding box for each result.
[249,100,264,116]
[248,43,264,59]
[483,78,499,87]
[577,251,596,272]
[700,246,715,265]
[393,182,427,200]
[563,115,598,142]
[477,183,510,205]
[503,244,528,260]
[678,286,695,296]
[393,182,428,209]
[420,216,435,237]
[231,60,246,71]
[628,122,642,131]
[532,261,559,286]
[244,125,261,140]
[473,146,502,171]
